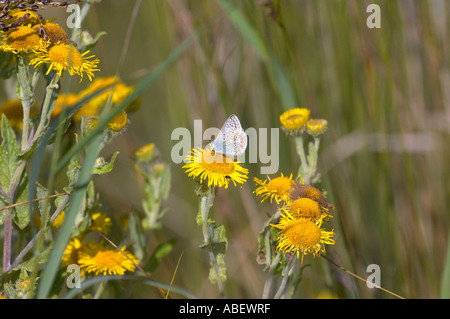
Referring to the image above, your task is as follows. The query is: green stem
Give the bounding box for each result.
[198,186,226,298]
[93,280,107,299]
[295,135,308,181]
[33,74,60,142]
[273,256,297,299]
[262,253,280,299]
[16,54,33,151]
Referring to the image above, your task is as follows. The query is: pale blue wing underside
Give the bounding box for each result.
[210,114,247,157]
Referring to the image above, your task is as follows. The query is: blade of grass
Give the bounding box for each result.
[217,0,297,109]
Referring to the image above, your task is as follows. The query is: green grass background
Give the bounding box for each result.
[38,0,448,298]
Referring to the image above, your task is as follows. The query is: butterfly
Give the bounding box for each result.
[210,114,247,157]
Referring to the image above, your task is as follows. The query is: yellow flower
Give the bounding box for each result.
[134,143,157,162]
[78,76,134,111]
[289,183,334,211]
[280,107,311,134]
[5,10,41,28]
[306,118,328,137]
[253,173,296,204]
[33,22,69,45]
[0,25,44,53]
[107,111,128,132]
[30,43,99,82]
[271,211,335,262]
[88,212,112,234]
[288,197,322,220]
[62,237,97,276]
[78,244,139,276]
[52,211,65,228]
[183,147,248,189]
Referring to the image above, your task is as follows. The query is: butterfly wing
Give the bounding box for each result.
[211,114,247,156]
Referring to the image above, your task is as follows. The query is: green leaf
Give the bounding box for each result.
[0,115,30,229]
[146,238,177,273]
[0,115,20,190]
[92,151,119,175]
[128,212,145,261]
[66,155,80,187]
[159,164,171,202]
[204,223,228,284]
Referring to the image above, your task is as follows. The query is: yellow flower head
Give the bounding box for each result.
[88,212,112,234]
[7,10,41,27]
[78,76,134,111]
[183,147,248,189]
[280,107,311,135]
[253,173,296,204]
[289,183,334,211]
[107,111,128,132]
[0,25,44,53]
[288,197,322,220]
[33,22,70,45]
[30,43,99,82]
[62,237,97,276]
[271,211,335,262]
[0,10,40,35]
[134,143,157,162]
[78,244,139,276]
[52,211,65,228]
[306,118,328,137]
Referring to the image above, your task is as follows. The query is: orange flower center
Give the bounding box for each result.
[48,44,83,68]
[283,219,321,248]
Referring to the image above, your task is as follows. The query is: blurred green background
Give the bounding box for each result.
[38,0,448,298]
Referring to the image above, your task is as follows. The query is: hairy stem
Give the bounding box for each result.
[199,186,226,298]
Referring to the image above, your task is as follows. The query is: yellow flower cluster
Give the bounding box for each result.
[255,175,335,262]
[279,107,328,136]
[52,76,139,132]
[59,212,139,276]
[62,237,138,276]
[254,107,334,262]
[0,10,99,82]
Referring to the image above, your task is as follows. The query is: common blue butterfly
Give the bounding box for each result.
[210,114,247,157]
